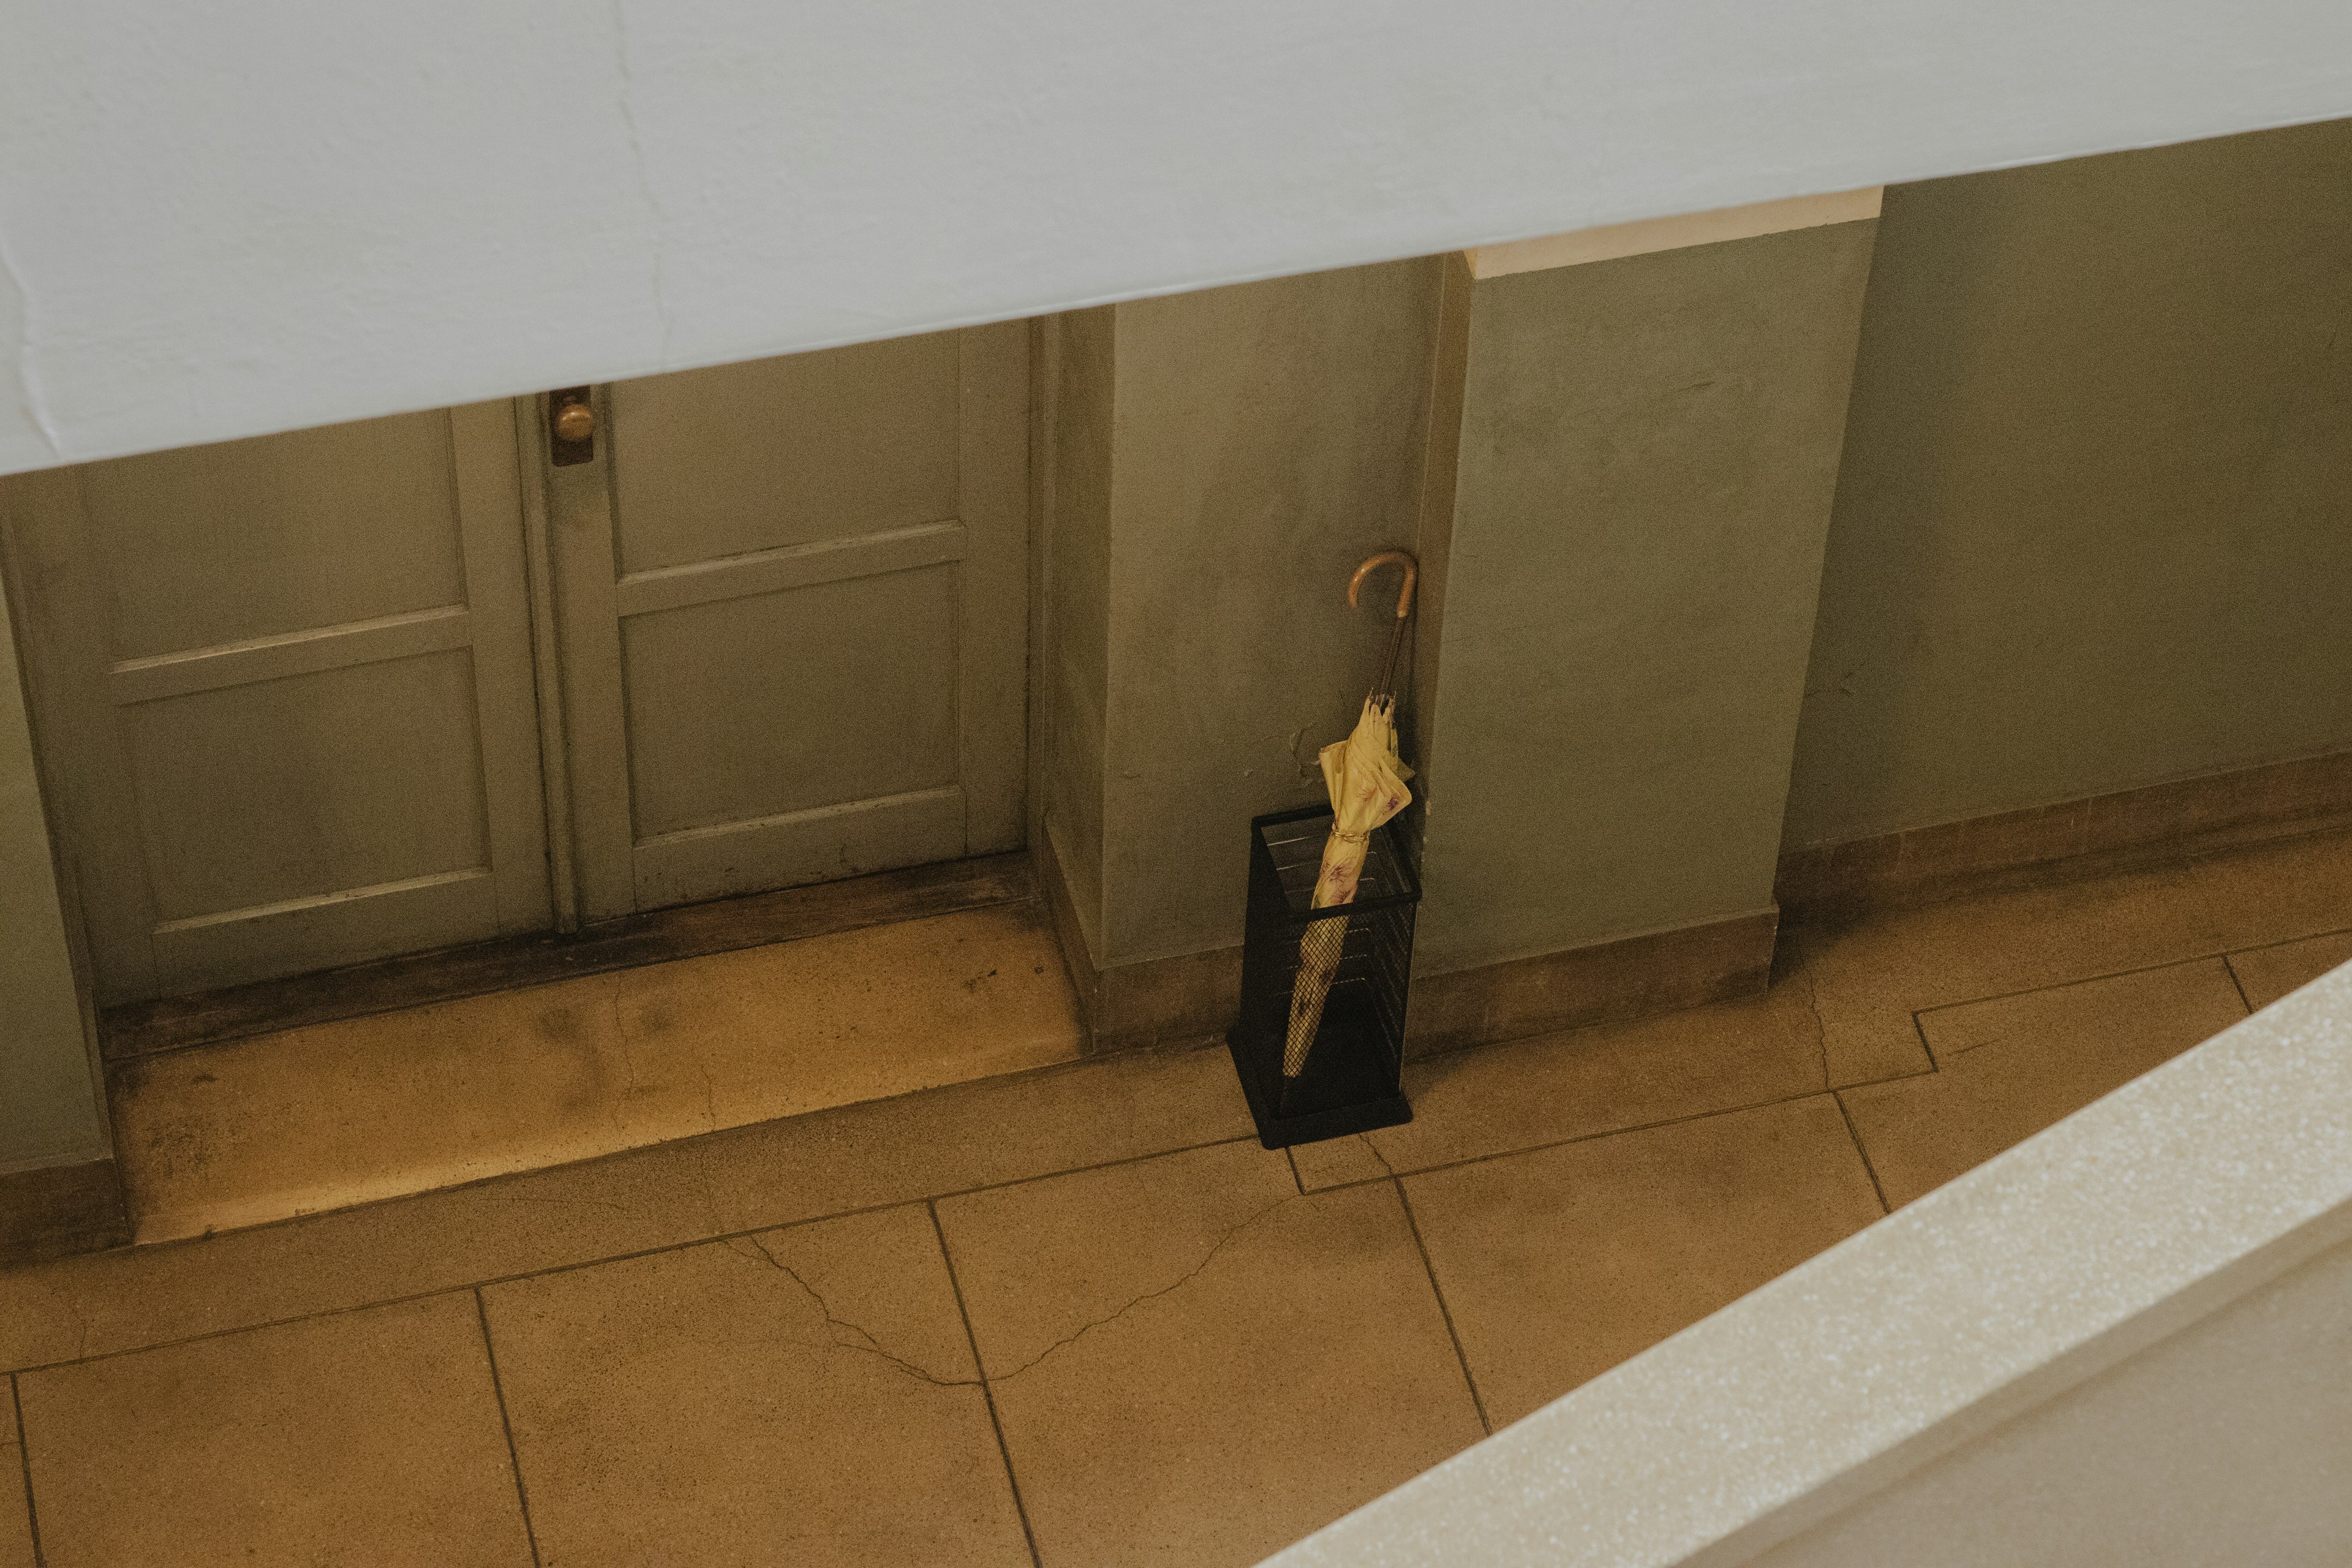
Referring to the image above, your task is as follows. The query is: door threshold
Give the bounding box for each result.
[100,853,1035,1059]
[105,881,1085,1245]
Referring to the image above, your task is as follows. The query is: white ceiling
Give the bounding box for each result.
[3,0,2348,476]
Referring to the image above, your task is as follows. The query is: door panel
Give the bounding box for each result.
[80,411,469,658]
[0,402,551,1003]
[606,334,961,570]
[621,566,960,838]
[125,650,490,921]
[546,322,1029,919]
[0,329,1031,998]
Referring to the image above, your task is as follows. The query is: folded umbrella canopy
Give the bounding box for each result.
[1284,551,1417,1080]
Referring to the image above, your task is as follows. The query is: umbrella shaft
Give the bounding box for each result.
[1373,616,1408,703]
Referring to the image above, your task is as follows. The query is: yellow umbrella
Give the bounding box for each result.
[1284,551,1417,1080]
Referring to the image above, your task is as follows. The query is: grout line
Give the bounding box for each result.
[5,1287,469,1379]
[929,1201,1042,1568]
[473,1289,545,1568]
[1910,1010,1941,1072]
[2215,922,2352,962]
[7,1136,1265,1379]
[1392,1178,1490,1437]
[2223,954,2256,1016]
[1909,927,2309,1066]
[1836,1064,1942,1093]
[938,1136,1257,1204]
[1305,1086,1844,1197]
[1284,1147,1304,1196]
[1833,1092,1892,1215]
[1909,938,2321,1028]
[10,1374,43,1568]
[62,1096,1883,1380]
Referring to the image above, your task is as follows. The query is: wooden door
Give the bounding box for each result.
[0,404,551,1003]
[541,323,1029,919]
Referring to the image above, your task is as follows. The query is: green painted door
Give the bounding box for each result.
[0,326,1032,1001]
[0,404,552,1003]
[540,323,1030,919]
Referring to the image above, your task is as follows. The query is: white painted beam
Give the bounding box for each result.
[2,2,2348,475]
[1263,963,2352,1566]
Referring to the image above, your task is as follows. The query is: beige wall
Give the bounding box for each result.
[1044,260,1441,970]
[1044,225,1885,982]
[1043,118,2352,986]
[0,581,109,1169]
[1042,307,1117,959]
[1415,220,1877,972]
[1785,119,2352,848]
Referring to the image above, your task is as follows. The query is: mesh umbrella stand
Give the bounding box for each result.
[1225,551,1423,1149]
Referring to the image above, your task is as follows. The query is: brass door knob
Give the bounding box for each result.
[552,402,595,443]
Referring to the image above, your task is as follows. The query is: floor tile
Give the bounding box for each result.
[14,1294,532,1567]
[1287,1133,1395,1190]
[1295,979,1831,1189]
[482,1205,1030,1568]
[1781,826,2352,1086]
[111,900,1084,1241]
[0,1041,1251,1374]
[1,1406,30,1568]
[0,821,2331,1567]
[1843,959,2248,1208]
[1403,1097,1883,1428]
[938,1141,1484,1567]
[2229,929,2352,1012]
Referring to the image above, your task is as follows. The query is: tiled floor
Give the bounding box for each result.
[8,826,2352,1565]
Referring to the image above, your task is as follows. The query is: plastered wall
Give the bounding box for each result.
[1043,260,1440,970]
[1101,263,1440,965]
[1784,119,2352,848]
[1417,221,1879,972]
[1045,219,1883,985]
[0,583,107,1169]
[1042,307,1117,959]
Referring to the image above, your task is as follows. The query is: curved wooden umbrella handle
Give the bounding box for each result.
[1348,549,1419,620]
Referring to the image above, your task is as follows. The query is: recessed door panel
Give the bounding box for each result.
[124,650,492,921]
[546,322,1028,918]
[81,412,470,661]
[607,336,961,572]
[621,566,960,839]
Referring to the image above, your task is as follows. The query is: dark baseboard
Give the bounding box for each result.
[1777,750,2352,918]
[0,1157,131,1268]
[1033,828,1241,1054]
[104,852,1037,1058]
[1403,908,1780,1058]
[1089,946,1243,1055]
[1038,823,1778,1059]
